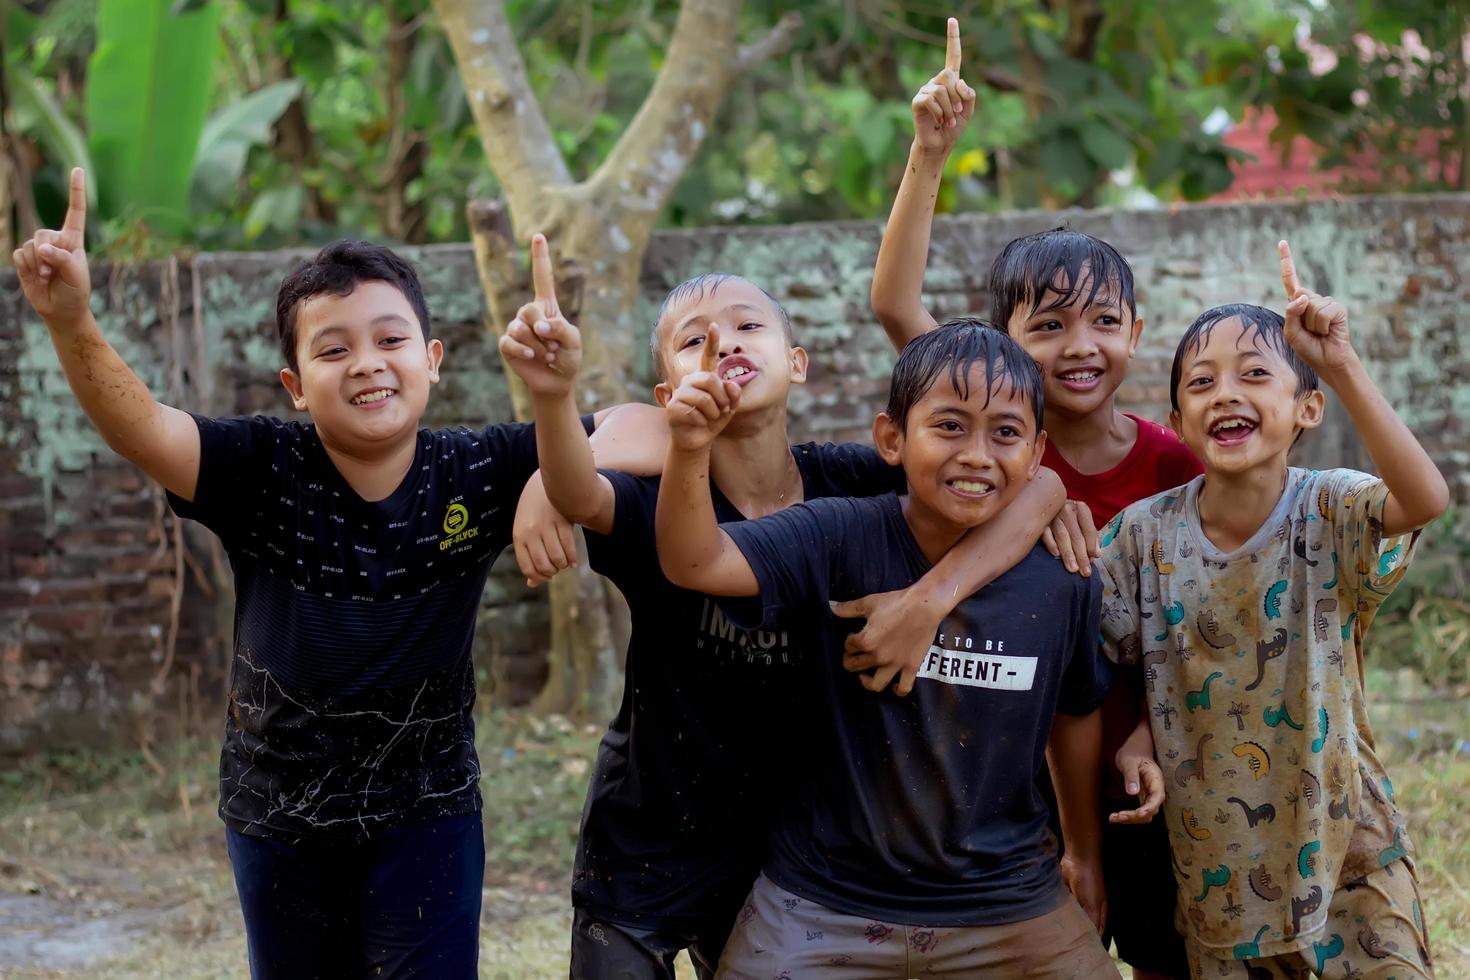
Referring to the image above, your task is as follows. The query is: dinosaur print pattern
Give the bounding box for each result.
[1097,469,1419,959]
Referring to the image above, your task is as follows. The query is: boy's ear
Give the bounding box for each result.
[653,381,674,407]
[787,345,809,385]
[1169,408,1185,441]
[1027,430,1048,480]
[872,412,903,466]
[279,367,308,411]
[1127,316,1144,359]
[426,338,444,382]
[1294,388,1326,431]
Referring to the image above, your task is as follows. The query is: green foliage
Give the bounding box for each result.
[84,0,220,232]
[191,78,303,211]
[5,64,96,210]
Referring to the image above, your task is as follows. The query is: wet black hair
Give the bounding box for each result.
[1169,303,1319,413]
[649,273,792,378]
[275,240,432,373]
[886,317,1043,433]
[988,227,1136,332]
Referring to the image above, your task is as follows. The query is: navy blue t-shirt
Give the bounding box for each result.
[168,413,590,840]
[572,443,904,929]
[724,493,1110,927]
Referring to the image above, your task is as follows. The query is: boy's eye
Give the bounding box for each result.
[996,425,1020,439]
[737,321,761,331]
[382,336,406,345]
[936,420,963,433]
[681,335,703,350]
[319,347,347,358]
[1098,315,1119,326]
[1030,320,1063,333]
[1187,375,1211,388]
[1246,367,1269,378]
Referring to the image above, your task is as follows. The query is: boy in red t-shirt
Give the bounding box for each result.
[864,20,1200,977]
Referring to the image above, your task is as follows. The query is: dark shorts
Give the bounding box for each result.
[226,811,484,979]
[1101,803,1189,978]
[570,907,732,980]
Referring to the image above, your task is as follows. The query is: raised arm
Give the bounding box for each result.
[499,234,618,534]
[1278,241,1448,535]
[13,168,201,499]
[653,325,759,597]
[869,18,975,350]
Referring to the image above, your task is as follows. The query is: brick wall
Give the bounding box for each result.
[2,194,1466,751]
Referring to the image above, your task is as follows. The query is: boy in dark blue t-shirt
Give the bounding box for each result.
[654,321,1123,978]
[499,238,1083,979]
[11,171,659,978]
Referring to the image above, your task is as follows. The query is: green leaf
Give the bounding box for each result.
[85,0,220,231]
[244,183,305,240]
[1145,137,1186,186]
[5,65,97,211]
[191,79,304,210]
[1079,120,1133,170]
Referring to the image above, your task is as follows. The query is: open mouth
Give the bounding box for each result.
[350,387,398,407]
[946,477,996,499]
[716,355,759,387]
[1055,368,1103,391]
[1208,415,1257,445]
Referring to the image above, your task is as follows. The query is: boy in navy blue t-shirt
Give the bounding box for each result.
[654,321,1122,978]
[11,171,658,978]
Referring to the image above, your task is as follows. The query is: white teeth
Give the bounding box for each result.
[722,366,751,380]
[1060,371,1100,381]
[951,480,993,494]
[352,389,395,405]
[1211,417,1253,433]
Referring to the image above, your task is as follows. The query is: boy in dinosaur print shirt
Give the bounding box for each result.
[1098,244,1447,979]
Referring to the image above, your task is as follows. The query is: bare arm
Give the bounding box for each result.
[589,402,668,477]
[1049,708,1106,932]
[870,19,974,350]
[1279,241,1448,535]
[13,169,200,500]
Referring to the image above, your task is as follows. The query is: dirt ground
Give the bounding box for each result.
[1,671,1464,979]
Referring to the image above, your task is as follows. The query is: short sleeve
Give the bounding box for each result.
[1056,575,1111,716]
[798,443,906,498]
[721,497,853,631]
[165,414,281,541]
[471,414,596,506]
[1321,469,1417,611]
[1097,508,1146,667]
[585,470,659,580]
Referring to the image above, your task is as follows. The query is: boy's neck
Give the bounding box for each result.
[318,429,419,503]
[1044,401,1136,474]
[1196,459,1290,553]
[709,405,804,518]
[899,493,971,566]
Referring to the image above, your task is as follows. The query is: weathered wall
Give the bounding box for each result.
[2,194,1466,751]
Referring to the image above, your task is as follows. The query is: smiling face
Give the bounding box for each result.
[1005,267,1142,423]
[875,360,1045,536]
[278,280,443,453]
[1170,316,1323,478]
[652,277,807,414]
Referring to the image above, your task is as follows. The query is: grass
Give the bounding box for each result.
[0,675,1465,978]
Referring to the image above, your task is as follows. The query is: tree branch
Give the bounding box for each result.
[434,0,572,230]
[592,0,782,223]
[737,11,803,71]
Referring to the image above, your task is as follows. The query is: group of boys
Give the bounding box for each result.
[12,17,1445,980]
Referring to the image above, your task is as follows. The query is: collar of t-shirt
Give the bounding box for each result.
[1184,470,1302,562]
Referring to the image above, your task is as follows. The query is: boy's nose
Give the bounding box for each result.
[349,353,386,375]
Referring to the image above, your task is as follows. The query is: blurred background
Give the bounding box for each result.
[0,1,1466,976]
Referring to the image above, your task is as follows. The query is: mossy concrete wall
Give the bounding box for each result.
[2,194,1466,752]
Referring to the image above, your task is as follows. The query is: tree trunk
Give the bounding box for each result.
[265,0,337,224]
[382,2,428,242]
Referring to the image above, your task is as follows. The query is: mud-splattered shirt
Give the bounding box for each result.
[169,413,589,841]
[1097,468,1416,959]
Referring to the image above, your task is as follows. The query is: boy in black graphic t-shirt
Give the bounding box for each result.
[499,238,1081,979]
[12,171,660,979]
[656,322,1128,978]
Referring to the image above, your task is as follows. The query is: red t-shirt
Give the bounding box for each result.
[1042,414,1203,527]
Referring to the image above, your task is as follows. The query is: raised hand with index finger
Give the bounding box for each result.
[1277,240,1355,376]
[13,167,92,329]
[498,234,584,398]
[664,323,741,453]
[911,17,977,156]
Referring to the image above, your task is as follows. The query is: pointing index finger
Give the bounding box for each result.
[945,17,961,73]
[530,234,559,318]
[700,322,721,374]
[1278,240,1301,300]
[60,167,87,242]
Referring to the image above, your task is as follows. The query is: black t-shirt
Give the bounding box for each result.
[724,493,1110,927]
[168,413,589,840]
[572,443,904,929]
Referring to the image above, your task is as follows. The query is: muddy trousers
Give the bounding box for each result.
[226,812,484,979]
